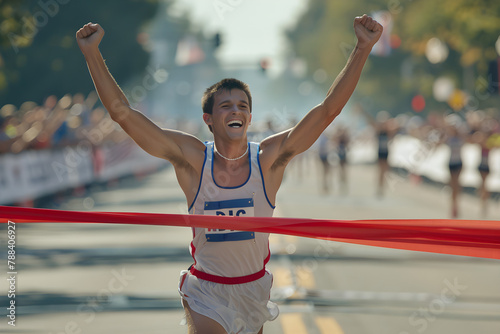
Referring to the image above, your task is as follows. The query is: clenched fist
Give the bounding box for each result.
[76,23,104,55]
[353,14,383,50]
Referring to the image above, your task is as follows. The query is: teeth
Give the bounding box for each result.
[228,120,243,127]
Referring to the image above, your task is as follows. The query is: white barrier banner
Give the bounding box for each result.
[0,141,166,205]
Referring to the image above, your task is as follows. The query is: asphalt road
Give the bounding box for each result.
[2,154,499,334]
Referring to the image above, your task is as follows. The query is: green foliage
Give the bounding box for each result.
[398,0,500,58]
[0,0,160,107]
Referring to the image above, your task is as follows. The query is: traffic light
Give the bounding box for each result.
[214,33,222,49]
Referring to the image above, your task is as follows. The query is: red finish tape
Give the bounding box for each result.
[1,205,499,260]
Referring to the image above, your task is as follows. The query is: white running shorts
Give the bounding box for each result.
[178,270,279,334]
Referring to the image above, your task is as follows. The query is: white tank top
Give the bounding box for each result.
[188,141,275,277]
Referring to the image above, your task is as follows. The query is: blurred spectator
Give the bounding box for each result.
[0,115,16,153]
[317,132,333,193]
[438,114,468,219]
[334,125,350,193]
[470,113,500,217]
[365,110,399,197]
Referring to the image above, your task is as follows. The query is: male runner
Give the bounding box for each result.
[76,14,382,334]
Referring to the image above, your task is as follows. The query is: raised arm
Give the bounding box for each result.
[261,15,382,168]
[75,23,205,165]
[76,23,206,205]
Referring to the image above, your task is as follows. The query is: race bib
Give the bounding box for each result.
[204,198,255,242]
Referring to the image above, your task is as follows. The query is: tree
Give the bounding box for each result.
[397,0,500,63]
[0,0,161,107]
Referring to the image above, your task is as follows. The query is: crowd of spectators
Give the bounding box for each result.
[0,92,128,155]
[368,108,500,218]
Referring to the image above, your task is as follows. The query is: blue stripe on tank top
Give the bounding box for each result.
[206,231,255,242]
[204,198,254,210]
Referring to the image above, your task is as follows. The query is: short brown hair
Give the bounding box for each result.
[202,78,252,115]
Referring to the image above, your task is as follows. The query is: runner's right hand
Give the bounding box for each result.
[76,23,104,55]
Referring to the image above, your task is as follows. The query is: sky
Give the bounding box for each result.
[170,0,307,75]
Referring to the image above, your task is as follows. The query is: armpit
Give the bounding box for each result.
[165,153,193,171]
[271,150,294,170]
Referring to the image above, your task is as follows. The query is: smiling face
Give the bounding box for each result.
[203,88,252,141]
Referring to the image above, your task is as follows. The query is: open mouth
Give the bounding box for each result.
[227,120,243,128]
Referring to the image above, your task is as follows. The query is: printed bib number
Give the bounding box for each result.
[204,198,255,242]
